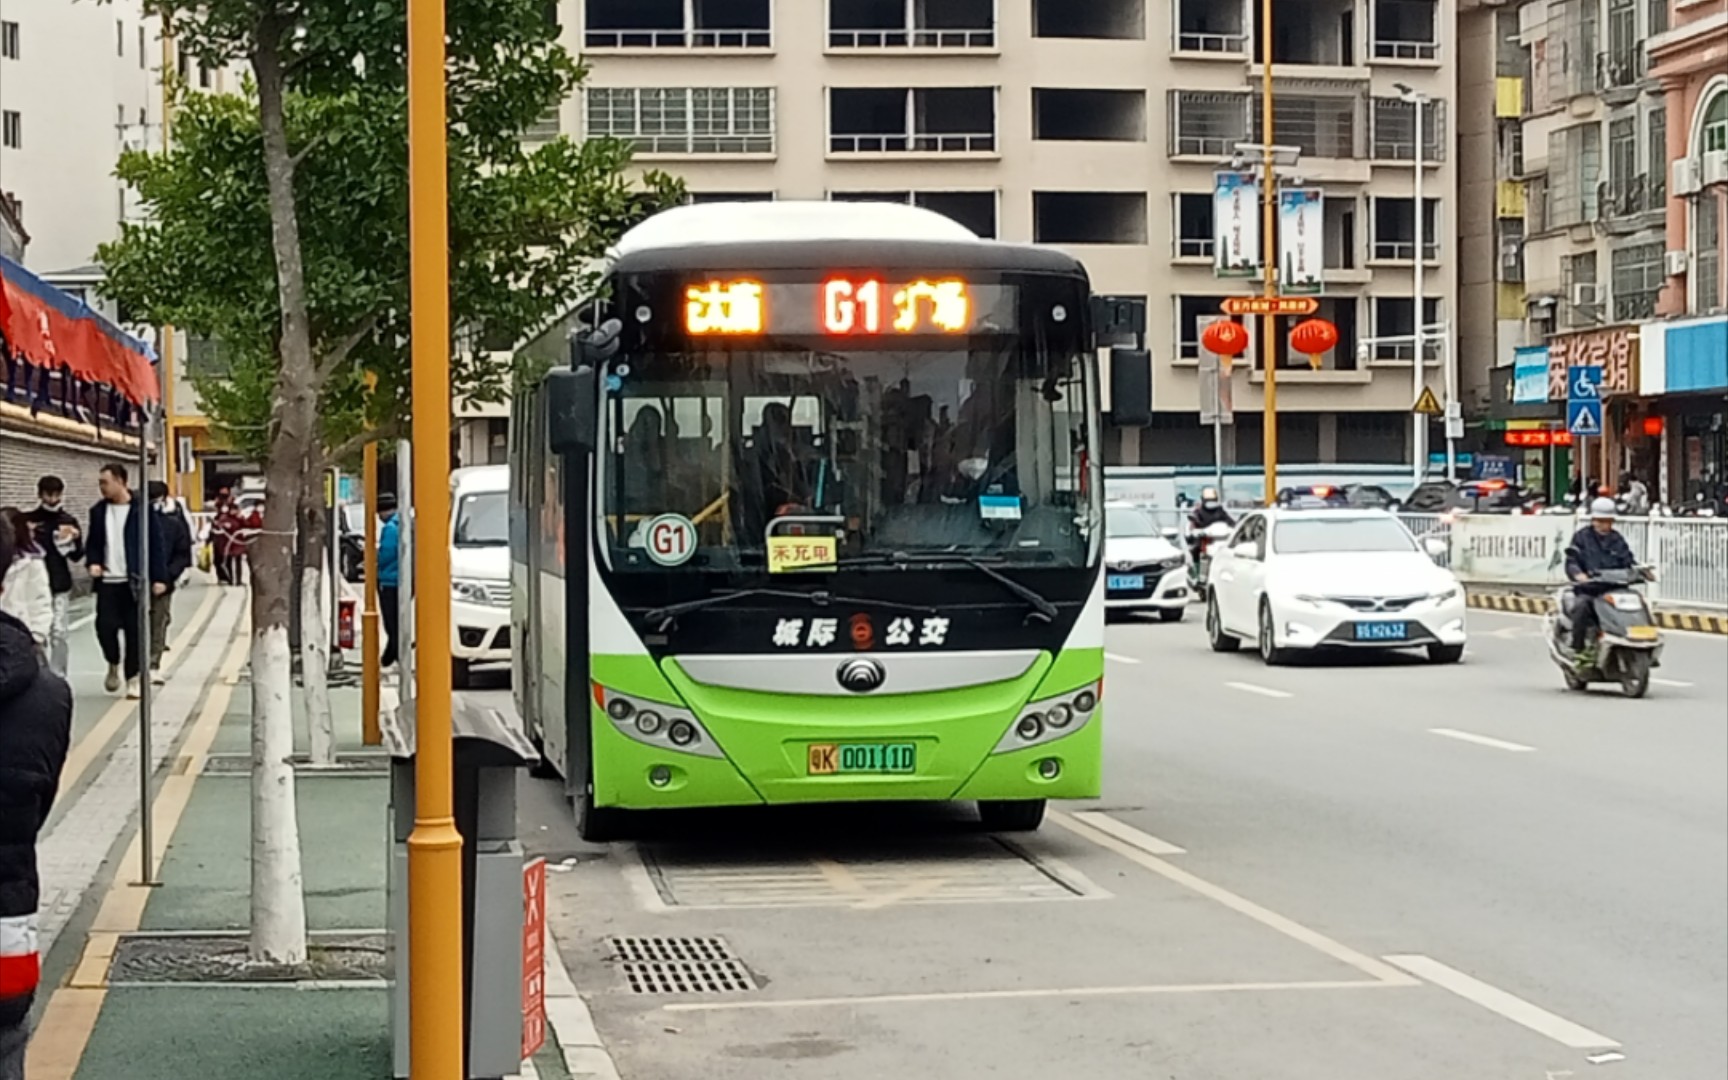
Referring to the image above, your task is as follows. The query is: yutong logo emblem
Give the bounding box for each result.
[836,658,886,694]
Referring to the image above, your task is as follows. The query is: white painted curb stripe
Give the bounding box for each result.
[1428,728,1535,753]
[1383,954,1620,1049]
[1071,811,1187,855]
[543,926,621,1080]
[1225,681,1293,699]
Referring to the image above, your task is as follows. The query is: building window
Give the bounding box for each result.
[828,87,995,154]
[1174,193,1213,258]
[828,0,995,49]
[1546,124,1601,227]
[1611,242,1663,321]
[685,191,775,204]
[523,107,560,142]
[1175,0,1246,53]
[1032,192,1147,244]
[137,25,145,68]
[1695,195,1722,314]
[1646,105,1666,199]
[1703,90,1728,154]
[914,191,997,238]
[1254,95,1359,159]
[1370,97,1445,161]
[1034,0,1144,41]
[1169,91,1249,157]
[2,111,20,149]
[1175,296,1240,359]
[1,22,19,60]
[1372,0,1440,60]
[1371,297,1441,360]
[1606,115,1637,213]
[199,64,211,88]
[1563,250,1599,327]
[1033,89,1146,142]
[117,19,125,56]
[586,87,774,154]
[583,0,771,49]
[1370,197,1440,260]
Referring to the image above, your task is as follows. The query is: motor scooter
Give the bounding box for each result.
[1187,522,1234,602]
[1544,566,1664,698]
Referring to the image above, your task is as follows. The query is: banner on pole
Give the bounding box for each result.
[1213,172,1260,278]
[1278,188,1324,294]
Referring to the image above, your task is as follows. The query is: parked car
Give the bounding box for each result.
[338,503,369,583]
[450,466,512,689]
[1403,479,1534,515]
[1103,503,1191,622]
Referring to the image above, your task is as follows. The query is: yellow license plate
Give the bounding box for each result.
[1627,626,1659,641]
[807,743,916,775]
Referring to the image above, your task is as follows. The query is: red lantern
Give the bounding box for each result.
[1289,318,1340,370]
[1201,319,1249,359]
[1642,415,1664,437]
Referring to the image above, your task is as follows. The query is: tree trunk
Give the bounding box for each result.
[299,461,335,765]
[246,20,317,966]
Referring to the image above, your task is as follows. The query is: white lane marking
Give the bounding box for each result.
[1383,954,1620,1049]
[1051,811,1418,986]
[662,978,1402,1012]
[1072,811,1187,855]
[1226,681,1293,699]
[1428,728,1535,753]
[1105,652,1141,664]
[1651,677,1693,688]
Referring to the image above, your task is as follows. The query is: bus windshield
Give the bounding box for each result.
[599,336,1098,573]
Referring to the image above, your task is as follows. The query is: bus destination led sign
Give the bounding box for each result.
[683,277,976,337]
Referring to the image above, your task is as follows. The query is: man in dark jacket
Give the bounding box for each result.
[0,522,75,1077]
[146,481,195,681]
[21,476,84,679]
[85,463,170,699]
[1563,497,1638,654]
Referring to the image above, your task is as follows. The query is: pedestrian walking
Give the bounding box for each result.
[378,493,401,669]
[0,509,53,652]
[146,482,195,683]
[0,520,74,1080]
[21,476,84,677]
[211,497,244,586]
[85,463,169,700]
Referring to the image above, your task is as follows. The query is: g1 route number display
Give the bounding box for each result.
[684,277,976,337]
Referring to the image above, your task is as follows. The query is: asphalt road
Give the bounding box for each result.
[493,607,1727,1080]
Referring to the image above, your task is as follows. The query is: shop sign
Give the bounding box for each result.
[1547,326,1638,400]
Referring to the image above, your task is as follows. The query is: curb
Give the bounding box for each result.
[1465,591,1728,634]
[542,925,621,1080]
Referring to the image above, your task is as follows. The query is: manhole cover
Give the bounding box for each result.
[607,936,757,995]
[108,932,388,984]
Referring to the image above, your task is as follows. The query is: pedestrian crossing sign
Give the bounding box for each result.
[1412,387,1443,416]
[1567,398,1603,435]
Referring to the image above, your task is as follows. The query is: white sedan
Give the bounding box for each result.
[1205,509,1468,665]
[1103,503,1192,621]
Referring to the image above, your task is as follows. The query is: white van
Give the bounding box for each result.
[450,465,511,688]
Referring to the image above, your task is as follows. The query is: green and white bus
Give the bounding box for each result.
[509,201,1106,840]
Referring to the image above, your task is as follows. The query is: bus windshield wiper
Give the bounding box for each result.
[642,587,936,630]
[835,552,1060,624]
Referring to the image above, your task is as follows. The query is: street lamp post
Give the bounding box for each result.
[1398,83,1428,486]
[405,0,464,1074]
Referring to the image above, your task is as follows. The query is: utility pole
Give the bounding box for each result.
[1260,0,1279,506]
[159,15,178,497]
[362,373,381,747]
[1400,83,1429,486]
[406,0,463,1073]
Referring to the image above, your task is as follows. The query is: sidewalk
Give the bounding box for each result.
[24,580,582,1080]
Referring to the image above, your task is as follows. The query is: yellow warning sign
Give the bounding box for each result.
[1412,387,1443,416]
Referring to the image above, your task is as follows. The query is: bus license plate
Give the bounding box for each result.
[807,743,916,776]
[1354,621,1409,641]
[1107,574,1145,591]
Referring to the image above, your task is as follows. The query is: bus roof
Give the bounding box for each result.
[613,200,978,256]
[608,201,1087,278]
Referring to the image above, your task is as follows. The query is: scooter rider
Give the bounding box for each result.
[1563,497,1637,657]
[1188,488,1235,559]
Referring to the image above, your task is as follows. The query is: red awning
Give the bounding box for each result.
[0,256,159,407]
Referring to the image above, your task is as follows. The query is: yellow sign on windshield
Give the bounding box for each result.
[767,535,838,574]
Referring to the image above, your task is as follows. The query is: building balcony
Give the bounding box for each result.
[827,0,996,51]
[582,0,772,50]
[827,88,998,158]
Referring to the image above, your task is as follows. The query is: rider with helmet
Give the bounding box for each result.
[1187,487,1235,560]
[1563,497,1637,658]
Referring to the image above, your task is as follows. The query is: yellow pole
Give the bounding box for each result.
[406,0,463,1072]
[160,15,178,497]
[361,373,381,747]
[1260,0,1279,507]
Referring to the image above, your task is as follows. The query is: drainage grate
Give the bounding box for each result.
[607,936,757,995]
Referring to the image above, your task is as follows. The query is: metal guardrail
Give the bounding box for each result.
[829,133,996,154]
[583,29,771,48]
[828,29,995,48]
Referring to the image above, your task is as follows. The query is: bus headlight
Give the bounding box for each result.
[635,711,664,735]
[592,684,723,759]
[994,680,1102,754]
[667,720,698,747]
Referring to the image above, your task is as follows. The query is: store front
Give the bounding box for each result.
[1485,346,1571,500]
[1640,316,1728,508]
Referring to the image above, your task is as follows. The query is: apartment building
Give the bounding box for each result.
[558,0,1459,469]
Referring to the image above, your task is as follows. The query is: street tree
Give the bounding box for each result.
[99,0,680,965]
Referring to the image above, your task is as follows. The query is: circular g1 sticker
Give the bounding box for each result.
[643,513,697,567]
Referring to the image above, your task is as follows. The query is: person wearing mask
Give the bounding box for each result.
[85,463,169,700]
[0,508,53,651]
[146,482,195,683]
[377,493,401,669]
[0,517,74,1080]
[1563,497,1638,662]
[21,476,84,677]
[1189,487,1235,531]
[211,496,243,586]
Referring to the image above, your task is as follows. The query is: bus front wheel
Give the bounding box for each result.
[577,783,626,843]
[978,799,1046,832]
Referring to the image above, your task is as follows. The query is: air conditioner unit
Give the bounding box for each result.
[1571,282,1605,307]
[1665,249,1690,276]
[1673,156,1703,197]
[1702,150,1728,188]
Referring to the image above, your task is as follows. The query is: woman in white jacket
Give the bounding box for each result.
[1,507,54,648]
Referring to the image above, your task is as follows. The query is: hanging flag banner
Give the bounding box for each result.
[1213,172,1260,278]
[1278,188,1324,295]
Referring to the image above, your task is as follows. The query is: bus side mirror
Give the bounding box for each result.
[1109,347,1153,428]
[546,367,596,455]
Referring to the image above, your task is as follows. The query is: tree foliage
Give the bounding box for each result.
[99,0,682,464]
